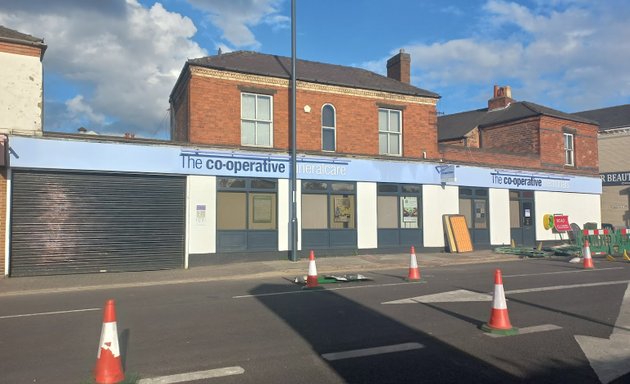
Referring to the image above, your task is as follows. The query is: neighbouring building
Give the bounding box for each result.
[438,85,601,245]
[2,44,603,277]
[0,26,46,276]
[574,104,630,228]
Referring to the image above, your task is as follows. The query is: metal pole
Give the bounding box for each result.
[289,0,298,261]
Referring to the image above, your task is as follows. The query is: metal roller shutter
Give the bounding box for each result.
[10,171,185,276]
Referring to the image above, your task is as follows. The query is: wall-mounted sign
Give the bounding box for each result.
[437,165,456,183]
[8,136,602,194]
[600,171,630,186]
[196,204,206,225]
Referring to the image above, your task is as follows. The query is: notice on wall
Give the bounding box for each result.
[196,204,206,225]
[334,197,351,223]
[253,196,273,223]
[402,197,418,223]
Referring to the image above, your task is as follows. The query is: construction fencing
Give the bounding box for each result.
[573,228,630,256]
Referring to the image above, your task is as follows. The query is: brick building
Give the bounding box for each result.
[166,52,600,259]
[2,46,602,276]
[574,104,630,227]
[438,86,600,245]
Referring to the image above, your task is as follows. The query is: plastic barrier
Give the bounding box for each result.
[611,228,630,256]
[581,229,612,256]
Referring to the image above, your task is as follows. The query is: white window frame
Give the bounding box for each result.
[241,92,273,147]
[379,108,402,156]
[564,132,574,166]
[321,103,336,152]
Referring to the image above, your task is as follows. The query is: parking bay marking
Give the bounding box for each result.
[322,342,425,361]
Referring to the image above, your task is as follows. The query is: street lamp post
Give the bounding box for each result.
[289,0,298,262]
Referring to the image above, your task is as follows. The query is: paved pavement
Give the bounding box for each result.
[0,249,523,297]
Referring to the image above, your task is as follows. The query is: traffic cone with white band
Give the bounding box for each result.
[583,240,594,269]
[304,250,322,289]
[405,246,421,282]
[481,269,518,335]
[94,299,124,384]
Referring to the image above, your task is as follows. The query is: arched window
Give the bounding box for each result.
[322,104,336,151]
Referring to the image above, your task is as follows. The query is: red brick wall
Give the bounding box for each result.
[538,116,599,173]
[482,118,540,154]
[440,145,542,170]
[441,115,599,176]
[185,72,439,160]
[170,80,189,142]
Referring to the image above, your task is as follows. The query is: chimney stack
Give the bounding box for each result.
[488,85,514,110]
[387,49,411,84]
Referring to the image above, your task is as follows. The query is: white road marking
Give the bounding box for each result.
[576,283,630,384]
[137,366,245,384]
[321,342,424,361]
[505,280,630,295]
[484,324,562,338]
[383,289,492,304]
[504,267,624,278]
[233,282,413,299]
[0,307,100,319]
[382,280,630,305]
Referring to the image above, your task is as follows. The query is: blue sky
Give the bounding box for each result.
[1,0,629,138]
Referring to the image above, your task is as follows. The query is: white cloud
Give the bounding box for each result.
[187,0,287,48]
[0,0,207,137]
[372,0,630,113]
[65,95,106,126]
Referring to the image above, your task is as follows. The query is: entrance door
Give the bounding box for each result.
[510,191,535,246]
[459,188,490,249]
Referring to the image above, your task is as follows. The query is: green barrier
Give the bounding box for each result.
[611,228,630,256]
[581,229,612,256]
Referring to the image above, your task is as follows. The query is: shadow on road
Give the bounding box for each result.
[250,284,516,383]
[250,283,601,383]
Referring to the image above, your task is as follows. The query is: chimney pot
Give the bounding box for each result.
[489,85,514,110]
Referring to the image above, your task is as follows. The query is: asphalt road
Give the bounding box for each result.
[1,258,630,383]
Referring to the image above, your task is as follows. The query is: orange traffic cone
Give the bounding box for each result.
[583,240,594,269]
[405,246,421,282]
[94,299,124,384]
[481,269,518,335]
[304,250,322,290]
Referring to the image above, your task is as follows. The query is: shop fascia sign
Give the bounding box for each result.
[180,149,348,178]
[490,170,570,190]
[600,171,630,186]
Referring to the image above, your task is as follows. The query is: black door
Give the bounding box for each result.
[510,190,535,246]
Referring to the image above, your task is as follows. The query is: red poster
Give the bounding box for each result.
[553,215,571,232]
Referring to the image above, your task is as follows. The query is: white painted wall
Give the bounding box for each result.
[278,178,289,251]
[357,182,377,249]
[489,188,511,246]
[535,191,601,240]
[186,175,216,254]
[0,51,43,135]
[423,184,459,247]
[297,181,302,251]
